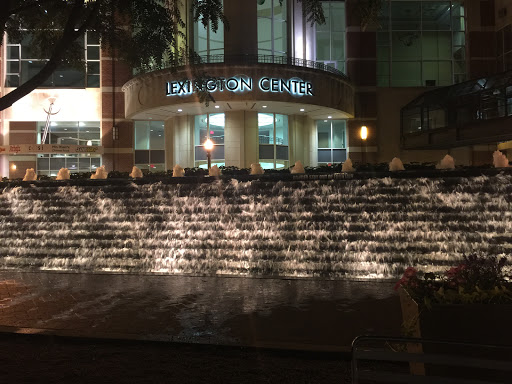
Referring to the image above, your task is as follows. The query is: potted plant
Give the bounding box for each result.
[395,255,512,377]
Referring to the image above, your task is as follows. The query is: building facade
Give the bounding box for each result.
[1,0,512,178]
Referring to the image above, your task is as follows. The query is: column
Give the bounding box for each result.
[224,111,245,168]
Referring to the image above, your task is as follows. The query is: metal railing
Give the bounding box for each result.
[139,54,349,80]
[352,335,512,384]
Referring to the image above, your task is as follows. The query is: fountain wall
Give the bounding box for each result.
[0,174,511,279]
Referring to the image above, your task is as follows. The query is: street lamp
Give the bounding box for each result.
[203,138,214,171]
[360,126,368,164]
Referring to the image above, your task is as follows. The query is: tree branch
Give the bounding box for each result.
[0,0,102,112]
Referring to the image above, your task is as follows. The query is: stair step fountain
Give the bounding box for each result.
[0,173,511,279]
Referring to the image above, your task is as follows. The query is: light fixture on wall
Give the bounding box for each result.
[360,125,368,165]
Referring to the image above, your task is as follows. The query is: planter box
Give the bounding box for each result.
[398,287,512,380]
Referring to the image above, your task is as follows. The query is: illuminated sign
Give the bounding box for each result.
[0,144,104,155]
[166,75,313,97]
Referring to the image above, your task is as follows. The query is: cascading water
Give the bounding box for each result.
[0,173,511,279]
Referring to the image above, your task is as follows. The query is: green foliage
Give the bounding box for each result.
[184,167,207,177]
[70,171,93,179]
[107,170,130,179]
[396,255,512,307]
[356,0,385,31]
[191,0,229,32]
[219,166,249,176]
[296,0,325,26]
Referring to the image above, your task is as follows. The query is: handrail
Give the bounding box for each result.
[351,335,512,384]
[138,54,350,80]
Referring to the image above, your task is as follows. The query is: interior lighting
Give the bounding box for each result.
[262,105,267,108]
[215,105,220,109]
[258,113,274,127]
[300,108,305,112]
[208,114,225,126]
[328,116,332,119]
[178,109,183,112]
[86,140,92,146]
[11,164,16,170]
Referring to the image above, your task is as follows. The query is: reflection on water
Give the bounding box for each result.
[0,272,400,349]
[0,174,511,278]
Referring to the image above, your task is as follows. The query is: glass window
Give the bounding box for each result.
[5,31,99,88]
[498,24,512,72]
[194,1,224,59]
[149,121,165,150]
[317,120,346,165]
[134,121,166,172]
[36,152,101,177]
[317,120,331,148]
[259,113,289,169]
[377,1,466,87]
[194,113,225,168]
[135,122,150,150]
[258,0,287,57]
[315,2,346,73]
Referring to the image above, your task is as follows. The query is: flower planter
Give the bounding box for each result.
[398,287,512,379]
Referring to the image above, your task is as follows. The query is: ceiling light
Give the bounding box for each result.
[178,109,183,112]
[215,105,220,109]
[300,108,305,112]
[262,105,267,108]
[328,116,332,119]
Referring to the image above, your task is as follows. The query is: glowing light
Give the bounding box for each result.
[208,114,225,127]
[360,126,368,140]
[300,108,305,112]
[178,109,183,112]
[258,113,274,126]
[328,116,332,119]
[86,140,92,146]
[215,105,220,109]
[204,138,214,151]
[11,164,16,170]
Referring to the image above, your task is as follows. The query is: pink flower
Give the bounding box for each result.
[403,267,417,278]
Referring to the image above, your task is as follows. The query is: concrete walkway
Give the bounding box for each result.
[0,272,402,352]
